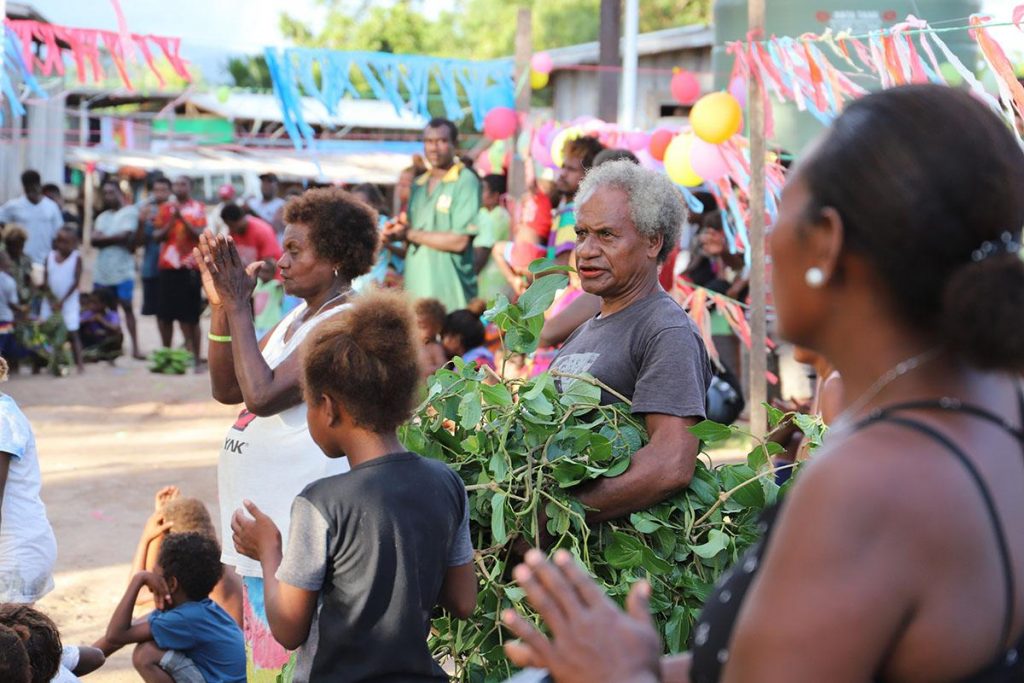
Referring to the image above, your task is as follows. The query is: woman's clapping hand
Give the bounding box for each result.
[194,233,262,309]
[502,549,662,683]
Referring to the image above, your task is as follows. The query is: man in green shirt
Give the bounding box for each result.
[387,118,481,311]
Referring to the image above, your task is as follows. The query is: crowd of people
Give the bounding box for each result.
[1,83,1022,683]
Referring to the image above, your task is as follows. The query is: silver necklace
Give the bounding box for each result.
[832,347,943,430]
[308,287,353,320]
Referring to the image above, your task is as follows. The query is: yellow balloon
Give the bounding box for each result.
[691,92,743,144]
[551,126,583,168]
[663,132,704,187]
[530,69,549,90]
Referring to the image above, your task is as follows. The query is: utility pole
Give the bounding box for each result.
[619,0,639,128]
[747,0,768,440]
[598,0,620,122]
[509,7,532,202]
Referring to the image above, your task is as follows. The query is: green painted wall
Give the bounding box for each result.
[152,117,235,144]
[712,0,982,155]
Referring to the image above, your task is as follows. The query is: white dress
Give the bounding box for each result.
[218,302,350,577]
[39,251,81,332]
[0,394,57,603]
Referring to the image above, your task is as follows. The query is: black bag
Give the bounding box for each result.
[705,364,745,425]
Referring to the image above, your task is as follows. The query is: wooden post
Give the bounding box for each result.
[598,0,620,122]
[747,0,768,440]
[508,7,532,202]
[83,166,95,252]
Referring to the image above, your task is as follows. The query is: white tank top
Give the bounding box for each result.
[218,301,351,576]
[45,250,78,299]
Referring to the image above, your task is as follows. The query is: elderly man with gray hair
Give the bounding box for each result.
[549,160,712,528]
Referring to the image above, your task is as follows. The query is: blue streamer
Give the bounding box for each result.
[1,27,47,124]
[264,47,514,148]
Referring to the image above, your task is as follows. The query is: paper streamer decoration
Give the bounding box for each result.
[264,47,514,147]
[4,19,191,90]
[0,26,46,124]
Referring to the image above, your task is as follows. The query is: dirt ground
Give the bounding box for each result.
[8,319,237,682]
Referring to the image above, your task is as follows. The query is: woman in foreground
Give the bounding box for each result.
[503,84,1024,682]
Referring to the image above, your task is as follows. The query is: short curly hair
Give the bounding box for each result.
[162,498,218,539]
[0,605,61,683]
[301,289,420,433]
[563,135,606,171]
[414,298,447,329]
[282,187,379,282]
[575,159,686,263]
[0,624,31,683]
[157,532,223,602]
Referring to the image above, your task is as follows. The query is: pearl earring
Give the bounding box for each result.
[804,267,825,288]
[333,268,339,278]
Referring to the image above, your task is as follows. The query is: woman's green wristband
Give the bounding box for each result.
[208,333,232,343]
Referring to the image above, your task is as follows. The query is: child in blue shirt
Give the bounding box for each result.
[102,532,245,683]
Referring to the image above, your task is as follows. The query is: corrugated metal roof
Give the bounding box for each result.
[185,92,430,131]
[545,24,713,68]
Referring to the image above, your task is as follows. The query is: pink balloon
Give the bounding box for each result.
[531,52,554,75]
[728,77,747,108]
[671,70,701,105]
[623,131,650,151]
[484,107,518,140]
[531,126,555,168]
[689,138,730,182]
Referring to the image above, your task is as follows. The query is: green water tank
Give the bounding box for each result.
[712,0,982,154]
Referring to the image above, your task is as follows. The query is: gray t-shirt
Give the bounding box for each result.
[277,451,472,683]
[551,289,711,418]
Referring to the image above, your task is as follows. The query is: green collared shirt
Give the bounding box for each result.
[405,163,481,310]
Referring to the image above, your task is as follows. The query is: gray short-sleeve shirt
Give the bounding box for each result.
[551,289,711,418]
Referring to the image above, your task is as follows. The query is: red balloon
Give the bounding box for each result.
[670,69,701,105]
[483,107,518,140]
[648,128,674,162]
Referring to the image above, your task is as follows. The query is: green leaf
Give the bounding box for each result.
[490,493,507,544]
[765,402,785,429]
[458,391,483,429]
[688,466,720,507]
[587,433,614,462]
[522,375,551,400]
[518,274,569,318]
[484,294,510,322]
[602,456,631,478]
[690,528,730,559]
[523,392,555,416]
[546,501,571,536]
[689,420,734,444]
[503,586,526,603]
[480,383,513,406]
[720,465,765,509]
[527,257,575,275]
[551,460,588,488]
[664,605,691,653]
[604,531,646,569]
[746,442,782,471]
[630,512,661,534]
[488,450,509,482]
[558,375,602,407]
[640,547,673,575]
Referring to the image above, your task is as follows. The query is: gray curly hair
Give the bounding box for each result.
[574,160,687,263]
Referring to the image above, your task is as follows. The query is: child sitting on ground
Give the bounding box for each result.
[442,308,495,370]
[253,259,285,340]
[40,228,84,374]
[128,486,244,626]
[78,290,123,364]
[414,297,448,377]
[102,532,245,683]
[231,290,476,681]
[0,604,104,683]
[0,623,31,683]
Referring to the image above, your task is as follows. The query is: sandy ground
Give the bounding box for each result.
[7,319,237,682]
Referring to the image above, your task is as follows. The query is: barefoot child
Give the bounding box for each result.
[102,532,245,683]
[414,297,448,376]
[128,486,244,626]
[231,290,476,681]
[39,228,84,373]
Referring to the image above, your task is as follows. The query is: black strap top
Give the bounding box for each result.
[690,390,1024,683]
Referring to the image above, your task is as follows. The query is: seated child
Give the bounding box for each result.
[102,532,245,683]
[0,604,104,683]
[252,259,285,340]
[78,290,123,364]
[414,297,448,377]
[231,289,476,681]
[129,486,244,626]
[0,623,30,683]
[442,308,495,370]
[0,252,24,363]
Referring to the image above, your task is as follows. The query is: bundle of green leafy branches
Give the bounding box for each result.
[148,348,194,375]
[400,269,821,682]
